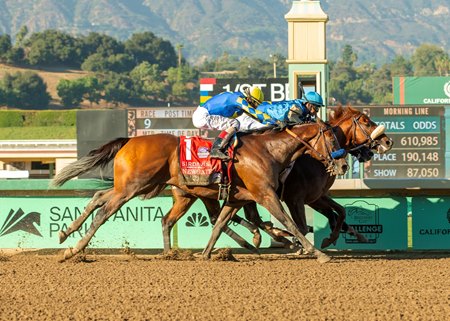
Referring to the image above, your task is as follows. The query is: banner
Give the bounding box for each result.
[393,76,450,105]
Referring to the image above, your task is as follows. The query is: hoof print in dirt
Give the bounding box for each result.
[212,248,238,262]
[161,249,195,261]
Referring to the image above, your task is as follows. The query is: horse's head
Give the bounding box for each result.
[329,106,393,155]
[289,120,348,176]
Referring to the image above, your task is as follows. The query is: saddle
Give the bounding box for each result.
[178,136,235,200]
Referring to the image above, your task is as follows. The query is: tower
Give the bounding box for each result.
[285,0,328,118]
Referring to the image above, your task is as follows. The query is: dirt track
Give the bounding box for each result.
[0,250,449,321]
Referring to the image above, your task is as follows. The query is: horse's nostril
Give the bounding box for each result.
[342,165,348,173]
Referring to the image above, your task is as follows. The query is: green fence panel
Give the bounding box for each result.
[0,196,173,249]
[411,197,450,250]
[313,197,408,250]
[0,196,271,250]
[177,200,271,248]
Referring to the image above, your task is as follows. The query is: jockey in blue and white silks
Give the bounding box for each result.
[192,86,273,160]
[257,91,325,123]
[192,88,327,160]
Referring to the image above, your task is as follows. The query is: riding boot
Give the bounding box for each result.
[209,129,235,160]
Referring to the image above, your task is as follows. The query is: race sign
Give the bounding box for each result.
[127,107,200,137]
[200,78,289,106]
[357,106,447,179]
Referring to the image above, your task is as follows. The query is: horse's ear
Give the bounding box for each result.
[329,109,336,120]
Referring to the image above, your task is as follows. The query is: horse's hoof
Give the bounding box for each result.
[321,238,332,249]
[59,231,68,244]
[317,253,332,264]
[261,221,273,229]
[63,248,75,260]
[253,233,262,248]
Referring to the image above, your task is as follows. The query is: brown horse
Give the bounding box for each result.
[51,121,348,263]
[242,105,393,249]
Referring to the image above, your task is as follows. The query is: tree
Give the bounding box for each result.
[411,43,448,76]
[15,26,28,47]
[80,32,125,58]
[130,62,166,101]
[57,79,85,107]
[81,53,108,72]
[101,72,134,106]
[25,30,82,66]
[124,32,177,70]
[389,55,413,77]
[0,71,51,109]
[435,55,450,76]
[0,34,12,62]
[81,76,102,106]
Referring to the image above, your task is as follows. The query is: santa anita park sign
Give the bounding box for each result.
[0,186,449,251]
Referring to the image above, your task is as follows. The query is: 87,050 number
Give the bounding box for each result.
[406,167,440,178]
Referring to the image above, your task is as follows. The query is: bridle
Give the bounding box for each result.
[331,110,385,153]
[285,122,343,174]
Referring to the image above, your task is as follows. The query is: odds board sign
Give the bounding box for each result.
[355,105,447,179]
[200,78,289,106]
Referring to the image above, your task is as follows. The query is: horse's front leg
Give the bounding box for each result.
[243,202,295,249]
[161,189,197,252]
[202,205,239,260]
[310,196,345,248]
[254,189,331,263]
[201,198,259,253]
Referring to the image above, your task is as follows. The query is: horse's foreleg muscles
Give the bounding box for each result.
[257,191,330,263]
[202,205,239,259]
[62,192,129,261]
[161,192,197,252]
[59,188,113,244]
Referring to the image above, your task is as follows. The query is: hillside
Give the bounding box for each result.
[0,0,448,65]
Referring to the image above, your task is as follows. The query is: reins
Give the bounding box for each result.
[285,124,336,169]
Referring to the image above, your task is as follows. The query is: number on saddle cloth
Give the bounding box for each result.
[178,136,222,186]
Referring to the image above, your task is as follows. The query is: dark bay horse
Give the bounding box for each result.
[243,105,393,249]
[51,121,348,263]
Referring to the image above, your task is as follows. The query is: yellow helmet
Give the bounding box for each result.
[245,86,264,105]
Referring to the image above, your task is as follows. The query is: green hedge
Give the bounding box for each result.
[0,111,24,127]
[0,110,76,127]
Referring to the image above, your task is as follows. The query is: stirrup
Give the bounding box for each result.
[218,183,231,201]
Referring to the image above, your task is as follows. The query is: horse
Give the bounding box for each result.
[51,120,348,263]
[241,105,393,249]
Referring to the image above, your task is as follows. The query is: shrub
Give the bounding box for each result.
[0,111,24,127]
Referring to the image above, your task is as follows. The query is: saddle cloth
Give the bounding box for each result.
[178,136,222,186]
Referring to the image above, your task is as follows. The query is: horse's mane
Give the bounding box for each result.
[328,104,360,126]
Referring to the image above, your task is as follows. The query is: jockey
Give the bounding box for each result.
[257,91,325,124]
[192,86,276,160]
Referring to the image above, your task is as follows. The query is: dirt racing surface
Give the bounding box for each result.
[0,249,449,321]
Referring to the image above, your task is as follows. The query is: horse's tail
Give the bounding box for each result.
[50,137,130,187]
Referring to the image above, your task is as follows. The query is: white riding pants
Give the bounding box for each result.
[192,106,269,132]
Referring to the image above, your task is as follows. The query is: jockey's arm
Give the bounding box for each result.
[235,96,277,125]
